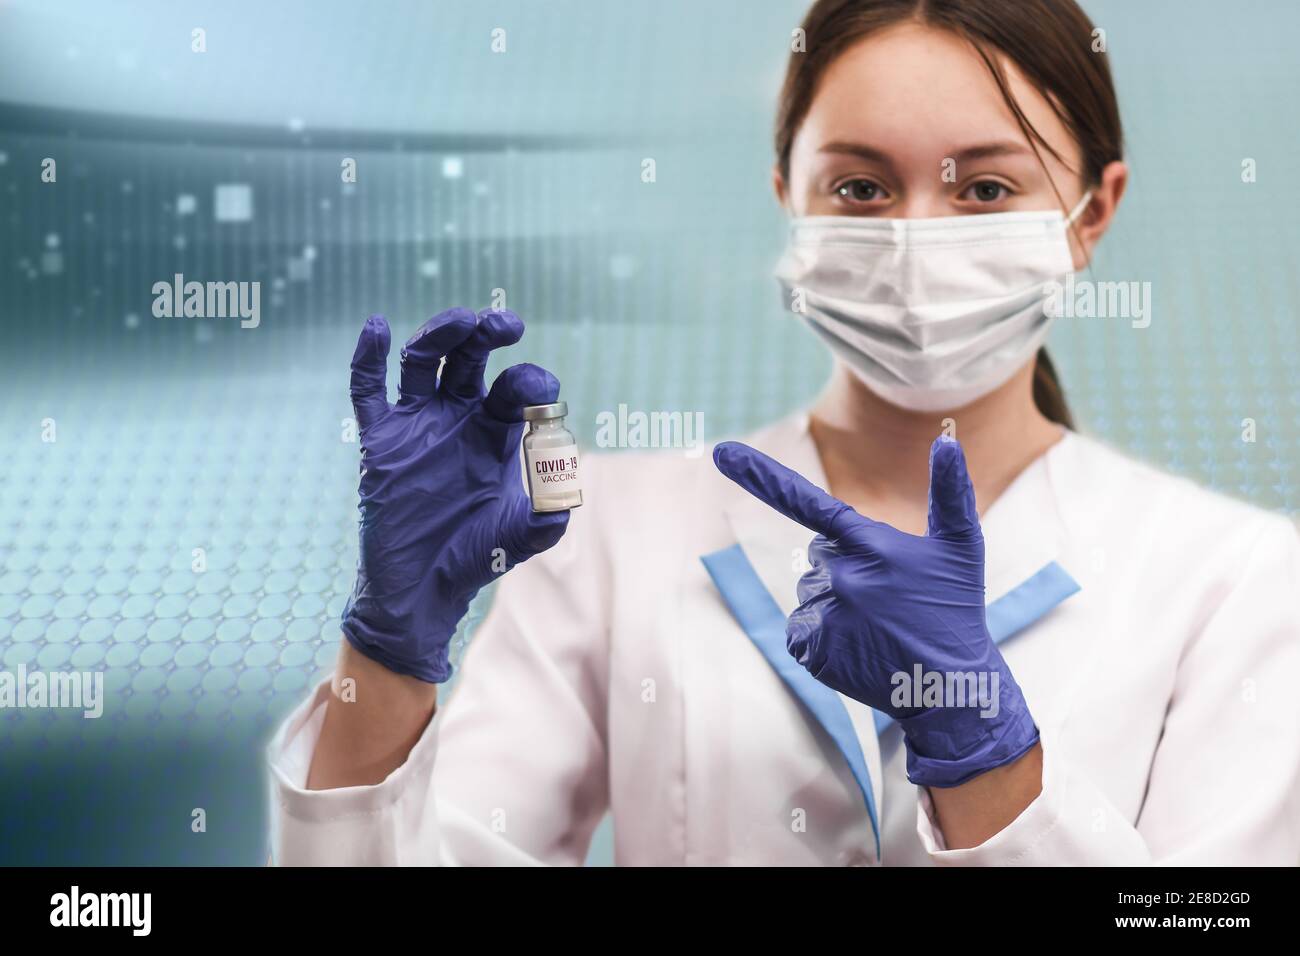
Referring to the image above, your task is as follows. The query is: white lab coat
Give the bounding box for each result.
[269,413,1300,865]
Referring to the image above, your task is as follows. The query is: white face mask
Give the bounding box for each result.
[775,192,1091,413]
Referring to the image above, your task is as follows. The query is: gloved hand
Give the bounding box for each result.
[342,307,570,683]
[713,435,1039,788]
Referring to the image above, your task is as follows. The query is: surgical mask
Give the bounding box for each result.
[775,192,1092,412]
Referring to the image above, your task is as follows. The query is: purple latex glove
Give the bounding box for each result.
[713,435,1039,788]
[342,308,570,683]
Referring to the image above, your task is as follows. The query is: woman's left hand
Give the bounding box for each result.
[713,435,1039,789]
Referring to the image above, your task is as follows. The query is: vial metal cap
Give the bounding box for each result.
[522,401,568,422]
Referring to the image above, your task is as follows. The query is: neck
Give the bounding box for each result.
[808,362,1065,520]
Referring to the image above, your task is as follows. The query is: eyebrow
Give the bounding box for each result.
[949,140,1034,163]
[819,141,895,168]
[819,139,1034,166]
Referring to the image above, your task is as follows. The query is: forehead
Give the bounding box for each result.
[796,21,1078,168]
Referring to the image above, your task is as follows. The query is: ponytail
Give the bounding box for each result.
[1032,347,1074,429]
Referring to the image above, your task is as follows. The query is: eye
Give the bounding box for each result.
[835,178,888,204]
[962,180,1011,203]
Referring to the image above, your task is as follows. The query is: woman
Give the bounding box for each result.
[268,0,1300,865]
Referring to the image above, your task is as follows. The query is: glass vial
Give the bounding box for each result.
[522,402,582,512]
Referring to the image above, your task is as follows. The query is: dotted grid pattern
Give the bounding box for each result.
[0,403,343,741]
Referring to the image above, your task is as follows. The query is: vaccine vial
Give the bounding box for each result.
[522,402,582,512]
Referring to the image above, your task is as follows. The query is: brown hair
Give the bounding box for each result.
[776,0,1124,428]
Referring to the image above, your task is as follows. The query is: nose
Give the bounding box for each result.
[887,193,957,219]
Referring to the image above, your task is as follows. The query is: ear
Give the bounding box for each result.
[772,164,790,211]
[1070,160,1128,269]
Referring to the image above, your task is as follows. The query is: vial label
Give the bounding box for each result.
[527,444,582,493]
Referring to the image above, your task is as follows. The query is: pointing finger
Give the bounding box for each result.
[712,441,856,539]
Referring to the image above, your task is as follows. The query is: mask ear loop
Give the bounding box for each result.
[1065,190,1094,226]
[1063,189,1095,272]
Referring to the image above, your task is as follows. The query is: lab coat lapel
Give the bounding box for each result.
[977,428,1074,605]
[714,413,887,835]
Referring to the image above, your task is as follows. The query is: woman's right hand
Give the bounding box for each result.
[340,308,571,684]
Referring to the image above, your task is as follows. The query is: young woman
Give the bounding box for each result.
[268,0,1299,865]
